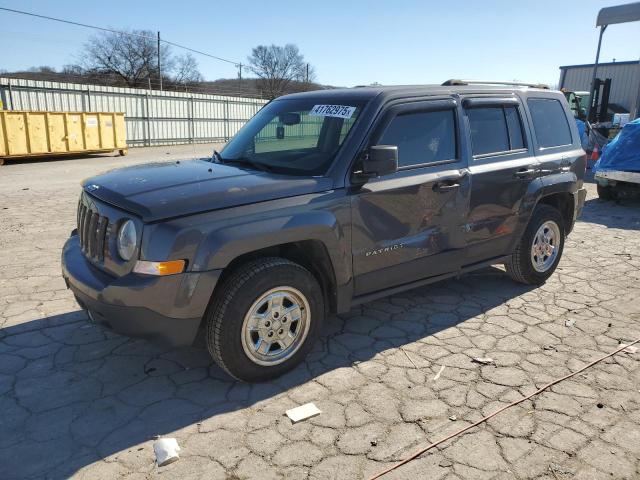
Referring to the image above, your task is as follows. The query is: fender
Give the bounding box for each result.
[141,190,352,289]
[537,171,580,196]
[509,170,580,251]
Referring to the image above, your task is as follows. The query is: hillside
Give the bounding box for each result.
[0,70,330,99]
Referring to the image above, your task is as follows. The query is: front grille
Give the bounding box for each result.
[77,202,109,262]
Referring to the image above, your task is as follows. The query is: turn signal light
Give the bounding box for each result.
[133,260,186,276]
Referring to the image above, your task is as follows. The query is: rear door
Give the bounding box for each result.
[351,98,470,296]
[462,96,540,265]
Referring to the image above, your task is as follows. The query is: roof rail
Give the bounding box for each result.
[442,79,550,89]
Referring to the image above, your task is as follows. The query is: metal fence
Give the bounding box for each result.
[0,77,268,147]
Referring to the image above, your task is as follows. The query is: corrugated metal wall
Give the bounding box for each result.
[0,77,268,147]
[559,62,640,119]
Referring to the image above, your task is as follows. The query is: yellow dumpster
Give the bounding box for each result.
[0,111,128,165]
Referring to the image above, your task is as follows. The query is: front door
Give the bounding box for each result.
[351,99,470,296]
[462,97,540,265]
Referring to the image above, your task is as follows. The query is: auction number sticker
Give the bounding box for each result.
[309,105,356,119]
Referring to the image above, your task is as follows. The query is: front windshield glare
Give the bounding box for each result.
[220,98,364,175]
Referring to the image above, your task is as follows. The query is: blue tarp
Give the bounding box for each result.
[594,118,640,173]
[575,119,588,150]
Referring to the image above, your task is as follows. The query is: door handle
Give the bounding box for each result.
[433,182,460,193]
[514,168,536,178]
[433,171,467,192]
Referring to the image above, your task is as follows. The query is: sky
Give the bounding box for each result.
[1,0,639,88]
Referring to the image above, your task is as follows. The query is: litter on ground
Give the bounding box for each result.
[472,357,494,365]
[153,438,181,467]
[286,402,322,423]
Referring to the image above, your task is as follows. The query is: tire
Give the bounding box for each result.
[597,184,612,200]
[505,204,565,285]
[205,257,324,382]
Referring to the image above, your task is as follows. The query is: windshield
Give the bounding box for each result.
[220,98,365,176]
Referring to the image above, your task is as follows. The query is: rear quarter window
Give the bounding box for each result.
[527,98,572,148]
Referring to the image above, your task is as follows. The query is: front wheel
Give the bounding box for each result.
[505,204,565,285]
[205,257,324,382]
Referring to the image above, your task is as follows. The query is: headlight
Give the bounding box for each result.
[117,220,137,261]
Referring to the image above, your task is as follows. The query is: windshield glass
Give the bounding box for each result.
[220,98,365,176]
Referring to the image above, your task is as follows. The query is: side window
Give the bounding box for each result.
[467,106,526,156]
[504,107,525,150]
[468,108,509,155]
[378,109,456,167]
[527,98,572,148]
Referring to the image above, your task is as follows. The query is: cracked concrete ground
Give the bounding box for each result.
[1,146,639,480]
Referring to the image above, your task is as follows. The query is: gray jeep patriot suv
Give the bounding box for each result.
[62,81,587,381]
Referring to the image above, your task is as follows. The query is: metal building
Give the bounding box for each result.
[558,60,640,119]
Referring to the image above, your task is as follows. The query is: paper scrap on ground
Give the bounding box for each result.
[433,365,445,381]
[619,343,638,354]
[286,403,321,423]
[472,357,494,365]
[153,438,181,467]
[402,348,419,369]
[565,318,575,327]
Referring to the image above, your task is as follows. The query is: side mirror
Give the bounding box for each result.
[359,145,398,179]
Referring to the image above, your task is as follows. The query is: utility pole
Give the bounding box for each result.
[238,63,242,88]
[306,63,309,84]
[157,31,162,91]
[587,25,606,122]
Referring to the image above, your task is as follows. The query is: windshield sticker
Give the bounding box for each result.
[309,105,356,119]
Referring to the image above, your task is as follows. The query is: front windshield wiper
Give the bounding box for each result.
[211,149,223,164]
[221,157,272,172]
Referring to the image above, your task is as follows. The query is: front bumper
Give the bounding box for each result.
[61,234,221,347]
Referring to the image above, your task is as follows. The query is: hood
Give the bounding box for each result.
[83,159,334,222]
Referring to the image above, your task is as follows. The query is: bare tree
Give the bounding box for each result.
[173,53,203,86]
[62,64,83,76]
[80,29,171,88]
[247,44,312,99]
[28,66,57,74]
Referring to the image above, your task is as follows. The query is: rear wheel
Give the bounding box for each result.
[597,183,613,200]
[205,257,324,382]
[505,204,565,285]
